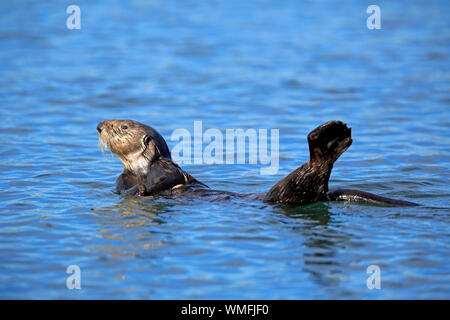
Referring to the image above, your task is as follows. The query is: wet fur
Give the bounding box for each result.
[97,119,419,206]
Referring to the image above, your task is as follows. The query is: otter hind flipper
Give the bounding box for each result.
[328,189,420,207]
[265,121,352,205]
[307,120,352,163]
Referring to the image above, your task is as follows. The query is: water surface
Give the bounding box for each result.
[0,0,449,299]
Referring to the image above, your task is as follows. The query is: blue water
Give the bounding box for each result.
[0,0,449,299]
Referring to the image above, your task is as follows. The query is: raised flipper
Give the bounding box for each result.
[307,120,352,163]
[264,121,419,207]
[264,121,352,205]
[328,189,419,206]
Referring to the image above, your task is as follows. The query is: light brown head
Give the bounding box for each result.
[97,120,171,174]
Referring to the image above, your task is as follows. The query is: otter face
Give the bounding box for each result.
[97,120,171,173]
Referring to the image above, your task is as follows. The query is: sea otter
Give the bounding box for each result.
[97,119,419,206]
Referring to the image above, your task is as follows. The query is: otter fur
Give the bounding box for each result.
[97,119,418,206]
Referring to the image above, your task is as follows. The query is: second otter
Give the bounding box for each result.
[97,119,418,206]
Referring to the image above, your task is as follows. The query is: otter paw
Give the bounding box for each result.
[136,184,148,196]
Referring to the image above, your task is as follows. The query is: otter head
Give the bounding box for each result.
[97,120,171,174]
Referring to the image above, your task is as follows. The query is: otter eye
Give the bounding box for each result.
[121,125,128,130]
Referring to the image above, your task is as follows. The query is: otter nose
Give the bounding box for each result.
[97,122,104,134]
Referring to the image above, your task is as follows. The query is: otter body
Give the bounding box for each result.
[97,119,418,207]
[115,159,206,196]
[97,120,206,197]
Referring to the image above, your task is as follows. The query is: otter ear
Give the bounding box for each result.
[142,135,159,162]
[143,135,152,146]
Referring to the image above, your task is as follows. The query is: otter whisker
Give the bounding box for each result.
[98,137,109,155]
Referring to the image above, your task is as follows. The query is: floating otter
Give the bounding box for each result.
[97,119,418,206]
